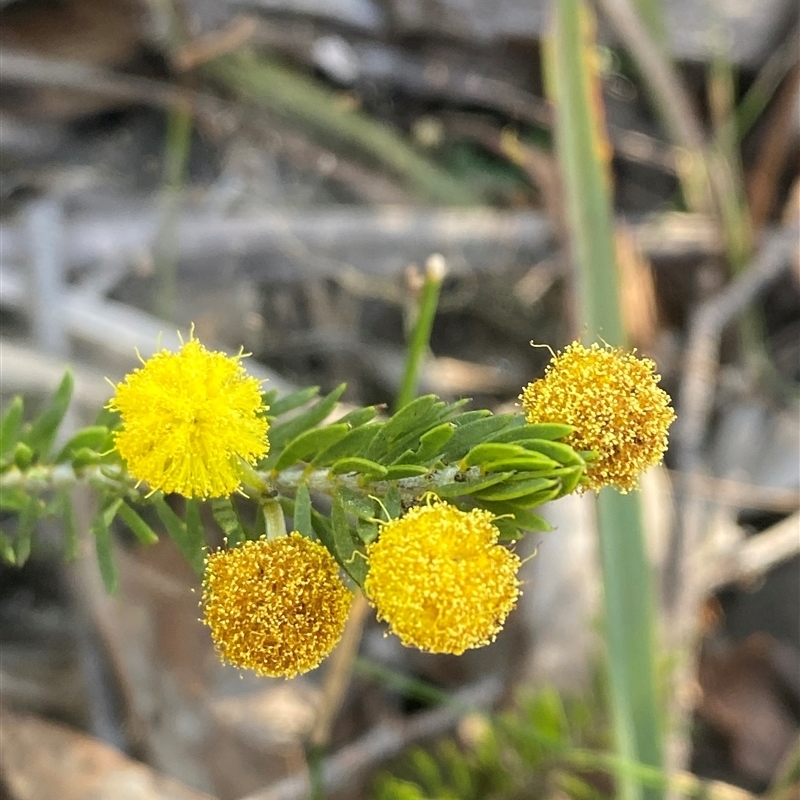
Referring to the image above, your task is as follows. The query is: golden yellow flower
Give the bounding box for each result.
[109,336,269,498]
[364,500,520,655]
[202,533,352,677]
[520,342,675,492]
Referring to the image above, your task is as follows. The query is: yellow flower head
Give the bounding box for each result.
[109,336,269,498]
[520,342,675,492]
[364,500,521,655]
[202,533,352,678]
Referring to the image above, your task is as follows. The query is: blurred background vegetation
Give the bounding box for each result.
[0,0,798,798]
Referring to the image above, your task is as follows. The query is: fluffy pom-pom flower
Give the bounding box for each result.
[202,533,352,678]
[109,336,269,498]
[364,500,520,655]
[520,342,675,492]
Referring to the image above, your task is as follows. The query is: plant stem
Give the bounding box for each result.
[395,255,447,412]
[546,4,664,798]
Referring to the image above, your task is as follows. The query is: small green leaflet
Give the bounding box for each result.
[54,426,110,464]
[0,396,24,457]
[92,497,123,593]
[311,423,383,467]
[267,386,320,418]
[331,491,368,585]
[211,497,245,547]
[265,384,346,456]
[117,502,159,546]
[488,422,574,443]
[292,484,313,539]
[273,423,350,472]
[25,370,74,459]
[330,457,388,480]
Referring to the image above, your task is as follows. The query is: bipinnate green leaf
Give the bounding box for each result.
[482,453,561,473]
[54,426,110,464]
[292,484,313,539]
[0,397,24,457]
[265,383,346,455]
[117,502,159,546]
[330,457,388,480]
[273,423,350,472]
[211,497,245,547]
[267,386,320,418]
[331,491,368,584]
[25,370,74,459]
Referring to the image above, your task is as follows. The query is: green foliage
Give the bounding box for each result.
[0,368,590,587]
[373,687,613,800]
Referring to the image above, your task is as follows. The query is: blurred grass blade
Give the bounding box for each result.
[545,4,664,799]
[395,256,446,412]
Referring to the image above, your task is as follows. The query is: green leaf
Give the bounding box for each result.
[554,465,585,496]
[0,486,29,511]
[60,491,79,560]
[71,447,103,469]
[310,507,334,555]
[403,422,455,465]
[438,415,516,462]
[15,496,39,566]
[501,482,562,509]
[379,401,466,466]
[474,476,558,502]
[478,501,554,532]
[489,422,575,443]
[273,423,350,471]
[25,370,74,459]
[384,464,430,479]
[92,501,119,593]
[330,457,388,480]
[0,529,16,564]
[482,454,561,473]
[435,471,514,499]
[337,487,377,521]
[368,395,438,451]
[522,439,585,467]
[211,497,245,547]
[311,422,383,466]
[54,426,109,464]
[382,485,402,520]
[356,518,379,544]
[261,388,279,409]
[292,484,313,538]
[184,499,206,575]
[153,496,197,571]
[13,442,33,470]
[335,405,379,427]
[463,442,527,467]
[265,384,346,454]
[268,386,320,418]
[117,502,159,546]
[0,396,24,457]
[331,491,368,584]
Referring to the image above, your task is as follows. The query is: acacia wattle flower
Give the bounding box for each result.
[109,336,269,498]
[364,500,521,655]
[202,533,352,678]
[520,341,675,492]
